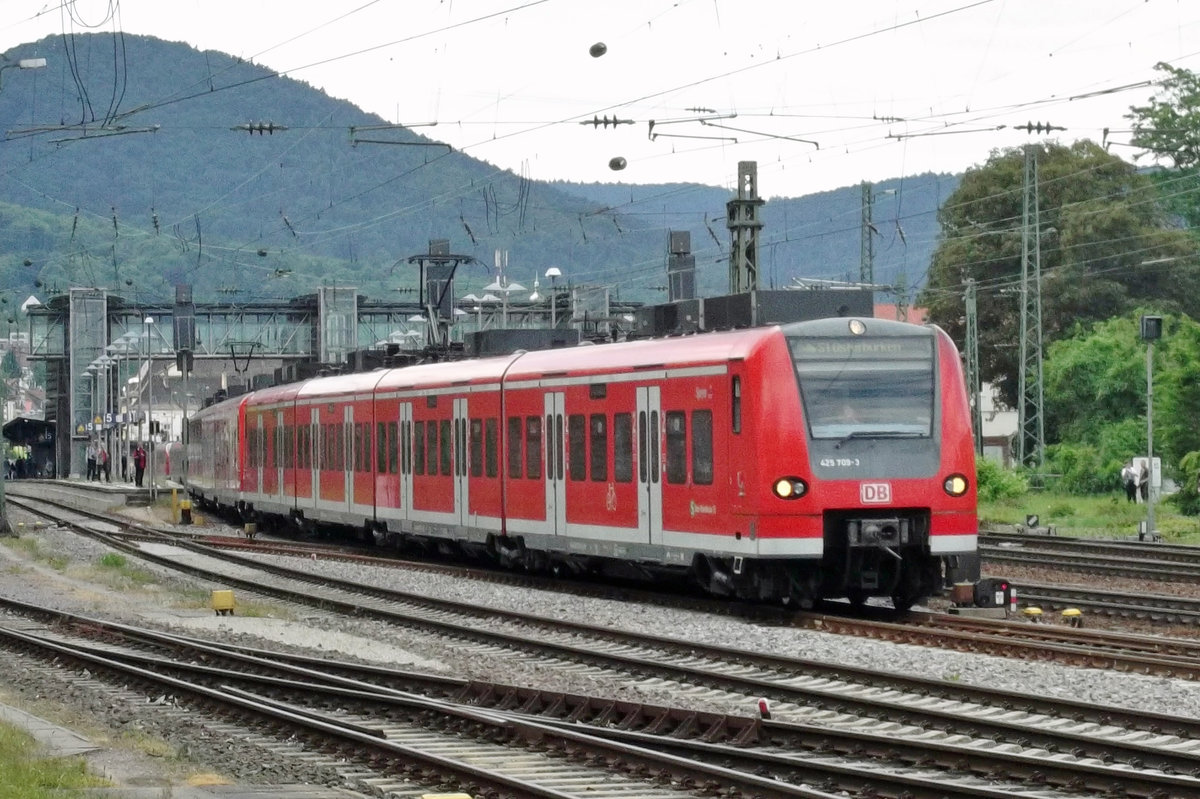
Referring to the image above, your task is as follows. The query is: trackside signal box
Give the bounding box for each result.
[974,577,1015,612]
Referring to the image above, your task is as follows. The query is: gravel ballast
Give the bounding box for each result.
[3,491,1200,792]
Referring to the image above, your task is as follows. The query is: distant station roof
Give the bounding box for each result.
[2,417,54,445]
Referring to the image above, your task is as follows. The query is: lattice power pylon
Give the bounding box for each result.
[1016,146,1045,470]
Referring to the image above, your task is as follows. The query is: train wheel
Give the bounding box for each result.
[847,589,868,608]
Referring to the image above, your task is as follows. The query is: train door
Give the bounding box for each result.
[544,392,566,535]
[308,406,320,512]
[275,410,285,502]
[453,397,470,525]
[637,385,663,545]
[253,412,263,495]
[342,405,353,513]
[400,402,413,518]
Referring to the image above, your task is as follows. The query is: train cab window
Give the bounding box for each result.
[613,413,633,483]
[413,421,426,475]
[665,411,687,484]
[485,418,498,477]
[791,333,935,439]
[526,416,542,479]
[590,414,607,482]
[508,417,523,479]
[568,414,586,481]
[426,421,439,475]
[470,418,483,477]
[439,420,451,476]
[692,410,713,485]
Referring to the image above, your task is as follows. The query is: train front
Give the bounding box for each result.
[780,317,977,609]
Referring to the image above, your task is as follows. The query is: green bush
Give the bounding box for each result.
[1043,443,1114,494]
[1172,450,1200,516]
[975,457,1027,502]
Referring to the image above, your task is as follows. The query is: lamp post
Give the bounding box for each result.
[484,278,526,327]
[0,57,47,91]
[110,332,138,478]
[545,267,562,327]
[144,316,156,499]
[1141,315,1162,540]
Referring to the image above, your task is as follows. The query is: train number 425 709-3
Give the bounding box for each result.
[819,457,861,468]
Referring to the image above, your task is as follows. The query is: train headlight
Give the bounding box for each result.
[772,477,808,499]
[943,473,969,497]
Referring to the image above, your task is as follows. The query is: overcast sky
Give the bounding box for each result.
[3,0,1199,197]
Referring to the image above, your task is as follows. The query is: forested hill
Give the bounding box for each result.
[0,33,955,306]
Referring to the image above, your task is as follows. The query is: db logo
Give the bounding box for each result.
[860,482,891,504]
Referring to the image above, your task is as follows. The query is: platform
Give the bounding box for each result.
[7,477,185,506]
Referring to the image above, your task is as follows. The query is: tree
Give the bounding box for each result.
[919,141,1200,409]
[1,349,19,381]
[1127,63,1200,237]
[1127,63,1200,170]
[1040,313,1200,497]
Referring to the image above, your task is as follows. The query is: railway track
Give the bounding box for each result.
[1,599,1195,798]
[12,487,1200,673]
[7,491,1200,796]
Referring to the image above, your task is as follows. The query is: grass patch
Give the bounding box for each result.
[0,722,109,798]
[1,538,68,571]
[981,491,1198,542]
[90,552,159,589]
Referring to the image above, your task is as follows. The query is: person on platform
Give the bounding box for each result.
[98,443,111,483]
[132,443,147,488]
[1139,462,1150,502]
[85,440,98,481]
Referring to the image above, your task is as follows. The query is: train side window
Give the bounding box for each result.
[692,410,713,485]
[568,414,586,481]
[354,424,363,472]
[426,420,439,476]
[590,413,607,482]
[439,420,451,476]
[389,421,399,474]
[665,411,686,484]
[526,416,542,479]
[457,418,467,477]
[401,421,410,474]
[555,413,565,480]
[376,422,386,473]
[361,423,370,472]
[638,412,647,483]
[320,424,329,470]
[485,418,498,478]
[614,413,632,483]
[413,420,426,475]
[470,418,483,477]
[650,411,660,484]
[338,424,347,472]
[508,417,523,479]
[731,376,742,434]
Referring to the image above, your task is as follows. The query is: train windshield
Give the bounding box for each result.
[789,334,935,440]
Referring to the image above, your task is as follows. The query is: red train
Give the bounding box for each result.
[181,316,978,609]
